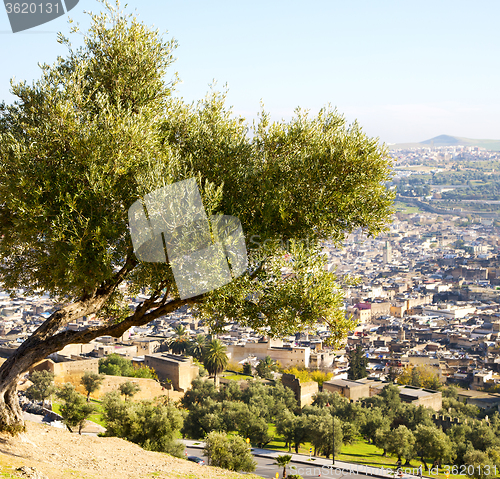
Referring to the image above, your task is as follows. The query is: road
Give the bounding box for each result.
[184,446,385,479]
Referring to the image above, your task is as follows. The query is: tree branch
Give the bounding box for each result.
[29,250,138,342]
[26,292,206,364]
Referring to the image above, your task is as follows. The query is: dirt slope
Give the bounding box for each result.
[0,421,260,479]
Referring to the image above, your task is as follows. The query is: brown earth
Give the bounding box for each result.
[0,421,261,479]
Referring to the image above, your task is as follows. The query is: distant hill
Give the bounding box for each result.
[389,134,500,151]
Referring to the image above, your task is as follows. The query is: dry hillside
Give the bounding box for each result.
[0,421,261,479]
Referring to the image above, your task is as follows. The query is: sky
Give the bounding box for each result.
[1,0,499,144]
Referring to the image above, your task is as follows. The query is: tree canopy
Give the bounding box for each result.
[0,1,394,431]
[347,345,368,380]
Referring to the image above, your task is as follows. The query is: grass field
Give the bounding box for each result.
[394,201,422,214]
[222,374,254,381]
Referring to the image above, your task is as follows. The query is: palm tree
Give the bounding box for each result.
[256,355,276,379]
[274,454,292,478]
[203,339,228,387]
[169,324,189,355]
[188,334,206,360]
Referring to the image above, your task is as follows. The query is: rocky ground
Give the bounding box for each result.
[0,421,260,479]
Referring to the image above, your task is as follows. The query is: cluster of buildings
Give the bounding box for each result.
[2,164,500,413]
[390,143,500,165]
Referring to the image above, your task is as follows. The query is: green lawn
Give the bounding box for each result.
[394,201,422,214]
[222,374,254,381]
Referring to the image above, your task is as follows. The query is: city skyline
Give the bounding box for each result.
[0,0,499,144]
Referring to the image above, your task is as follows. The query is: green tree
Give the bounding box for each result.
[80,372,104,402]
[0,1,394,432]
[463,449,497,479]
[218,381,243,402]
[26,371,56,406]
[275,454,292,478]
[312,391,337,408]
[241,380,274,420]
[441,397,480,420]
[276,409,297,452]
[332,416,344,458]
[181,398,224,439]
[380,383,402,414]
[270,381,298,417]
[101,391,184,456]
[99,354,134,377]
[56,383,96,434]
[169,325,190,355]
[291,415,310,454]
[384,425,415,465]
[98,354,155,379]
[304,409,339,458]
[347,345,368,380]
[181,379,218,409]
[415,424,456,470]
[360,407,391,444]
[119,381,141,401]
[443,385,459,399]
[187,334,206,361]
[256,355,277,379]
[468,423,500,452]
[236,410,272,447]
[203,339,229,387]
[395,403,433,430]
[242,363,253,376]
[204,431,256,472]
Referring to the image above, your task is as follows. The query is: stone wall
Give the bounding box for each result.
[281,373,318,407]
[31,357,99,376]
[144,353,199,392]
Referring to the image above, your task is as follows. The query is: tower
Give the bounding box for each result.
[383,241,392,264]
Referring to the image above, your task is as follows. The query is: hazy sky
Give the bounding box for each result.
[1,0,499,144]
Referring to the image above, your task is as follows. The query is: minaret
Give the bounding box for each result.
[383,241,392,264]
[398,327,405,342]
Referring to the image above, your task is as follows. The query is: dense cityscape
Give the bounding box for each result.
[2,143,500,478]
[1,2,500,478]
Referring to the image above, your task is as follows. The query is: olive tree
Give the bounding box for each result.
[0,1,393,432]
[80,372,104,402]
[26,370,56,407]
[204,431,256,472]
[56,383,96,434]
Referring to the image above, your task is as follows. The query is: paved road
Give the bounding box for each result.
[183,446,408,479]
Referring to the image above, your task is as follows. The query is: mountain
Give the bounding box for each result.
[389,135,500,151]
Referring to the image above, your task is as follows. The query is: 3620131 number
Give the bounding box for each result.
[5,3,60,14]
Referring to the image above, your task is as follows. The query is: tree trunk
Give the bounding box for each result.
[0,334,52,433]
[0,382,24,433]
